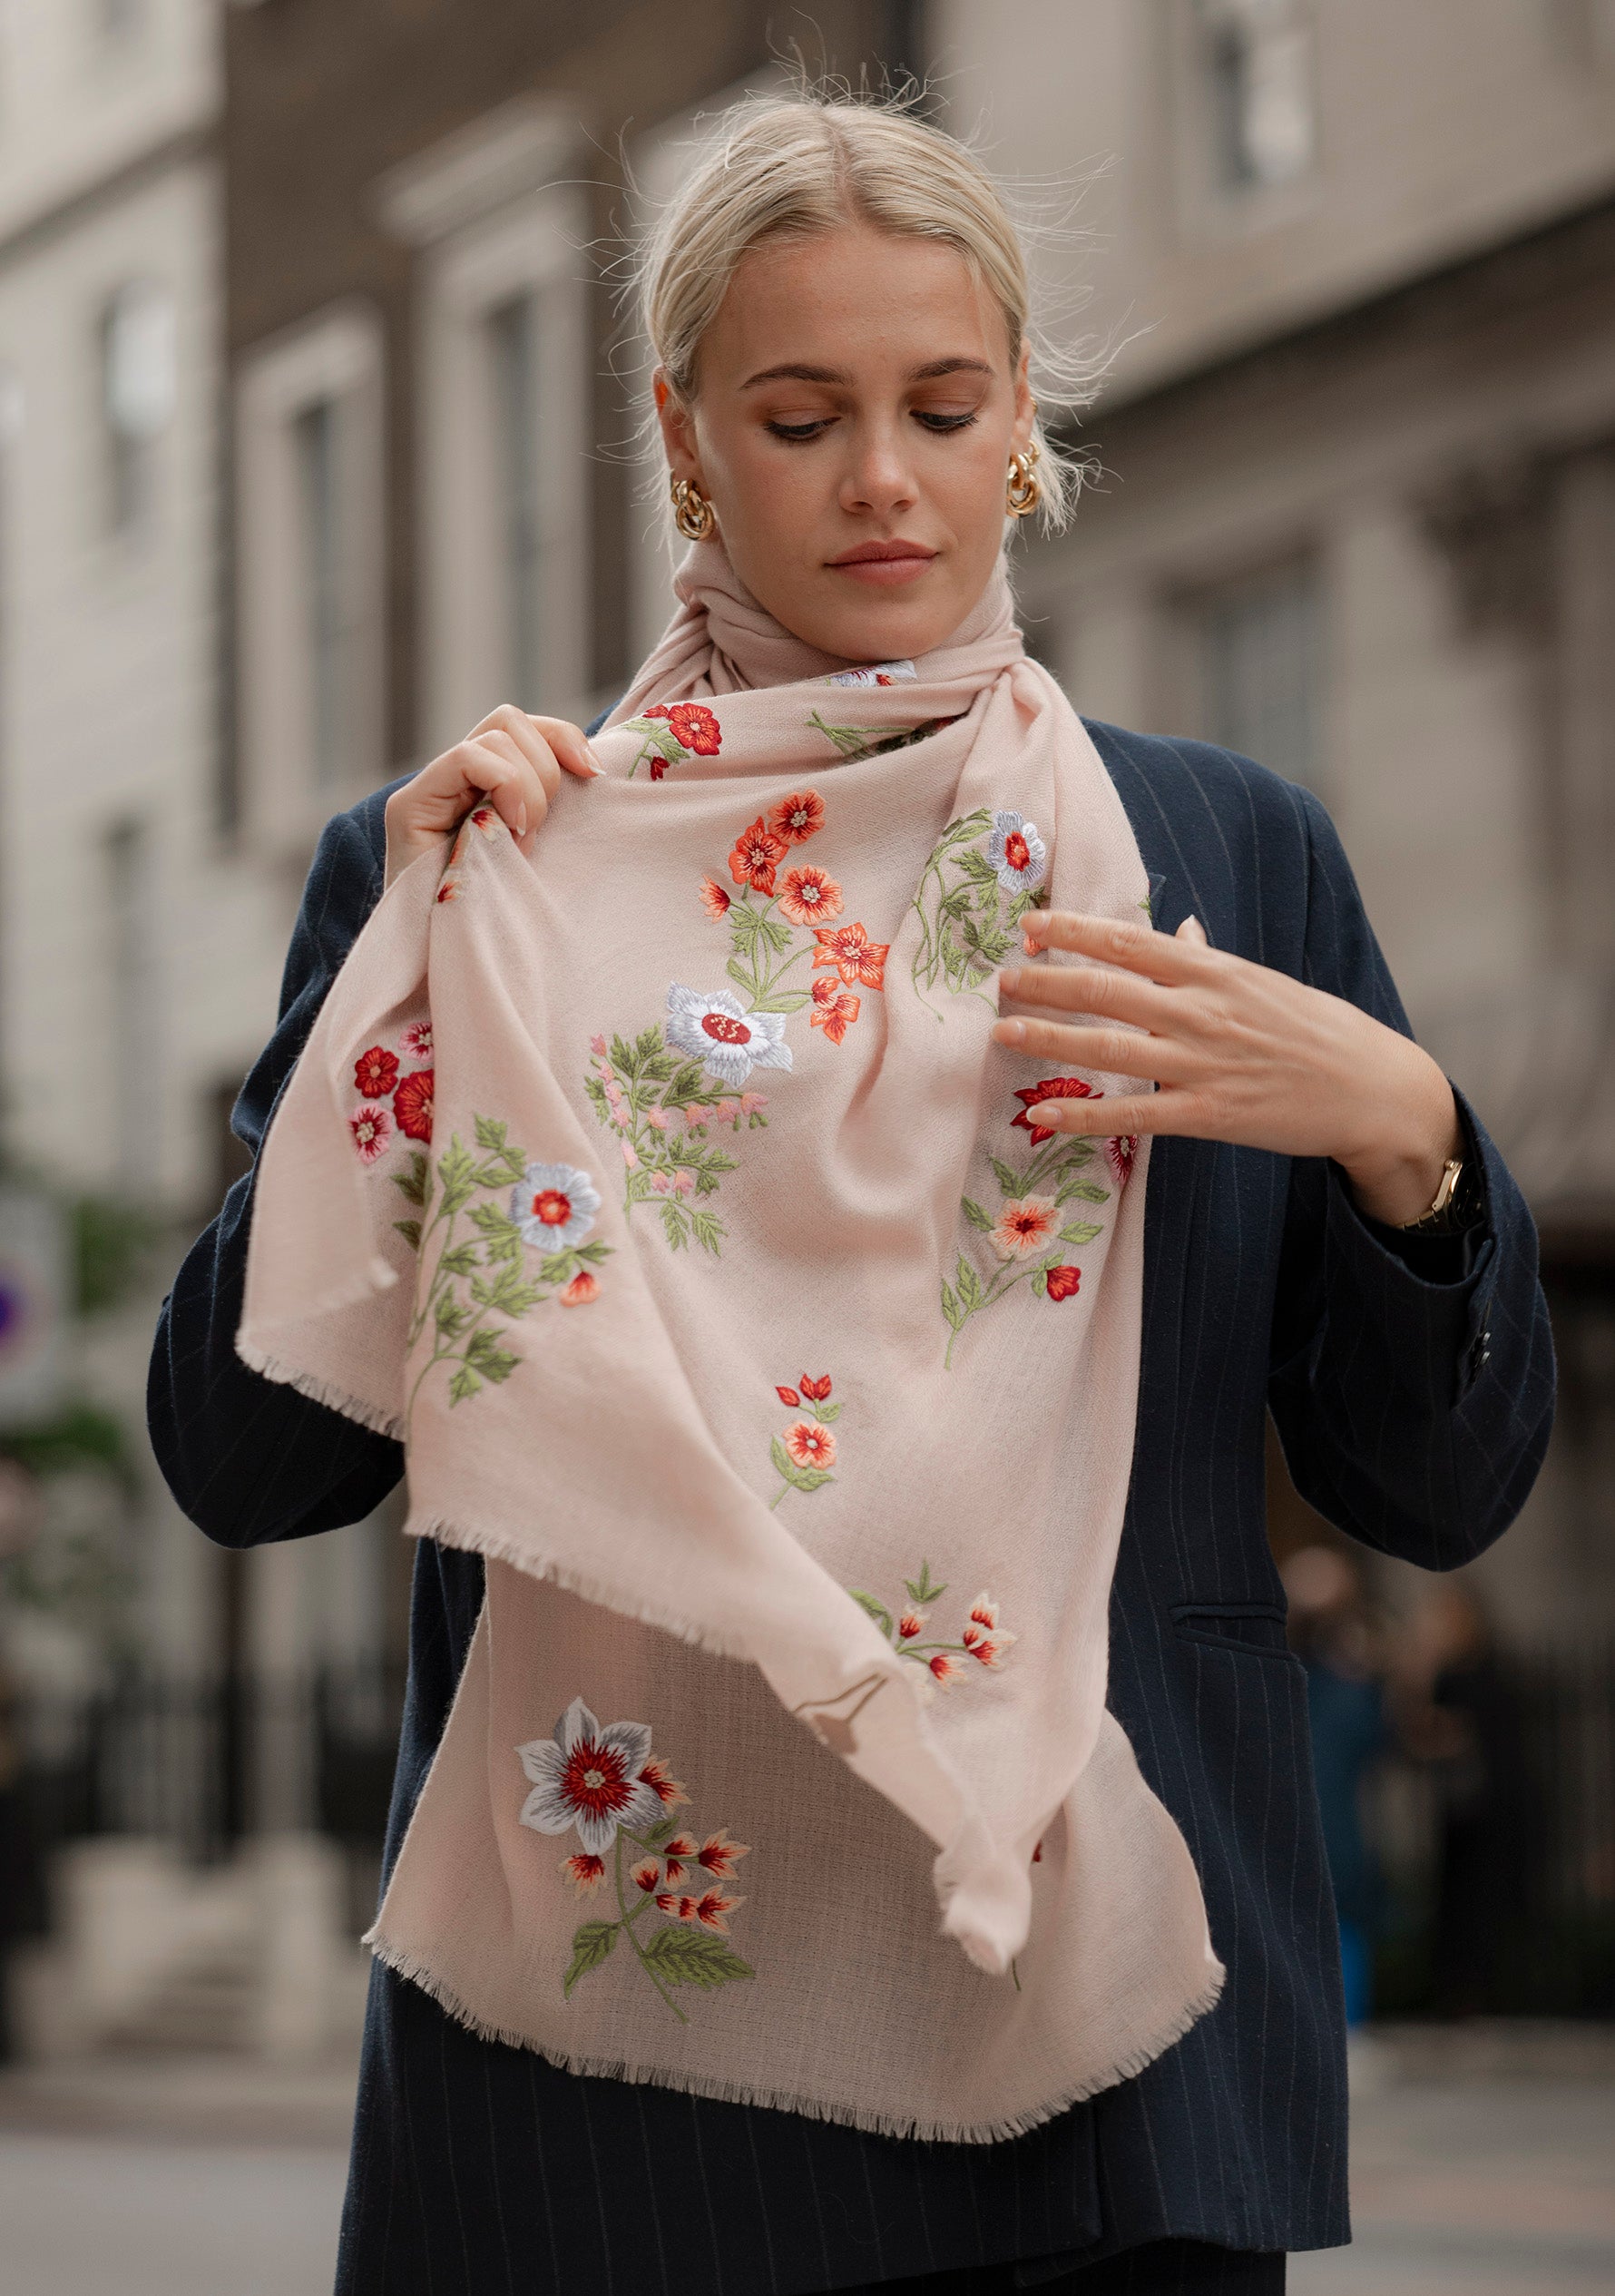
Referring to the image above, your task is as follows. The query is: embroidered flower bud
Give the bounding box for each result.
[696,1831,750,1877]
[898,1611,926,1641]
[639,1757,689,1809]
[928,1653,963,1686]
[630,1859,660,1894]
[775,1386,800,1408]
[798,1373,832,1401]
[692,1890,742,1933]
[561,1853,606,1895]
[559,1271,599,1306]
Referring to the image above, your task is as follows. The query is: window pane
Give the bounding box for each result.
[487,294,543,710]
[1199,563,1324,790]
[101,280,174,533]
[294,397,347,792]
[1199,0,1316,191]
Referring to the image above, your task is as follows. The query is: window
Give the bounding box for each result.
[100,280,175,535]
[1196,561,1325,791]
[1197,0,1317,192]
[236,306,385,850]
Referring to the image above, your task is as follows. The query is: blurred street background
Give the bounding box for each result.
[0,3,1610,2291]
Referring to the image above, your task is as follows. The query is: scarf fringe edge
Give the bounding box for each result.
[362,1927,1227,2147]
[234,1340,406,1442]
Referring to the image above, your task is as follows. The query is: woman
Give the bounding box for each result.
[150,95,1553,2296]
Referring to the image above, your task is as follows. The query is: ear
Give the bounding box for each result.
[653,368,703,486]
[1011,338,1036,455]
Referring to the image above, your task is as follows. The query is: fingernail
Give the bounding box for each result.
[586,744,605,776]
[992,1018,1025,1045]
[998,966,1021,996]
[515,804,528,838]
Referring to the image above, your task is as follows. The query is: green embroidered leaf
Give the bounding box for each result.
[750,991,812,1014]
[989,1157,1023,1194]
[940,1280,961,1328]
[961,1197,993,1231]
[640,1053,678,1084]
[954,1256,983,1310]
[660,1202,690,1251]
[635,1025,662,1061]
[769,1435,796,1484]
[474,1115,508,1153]
[1062,1181,1111,1204]
[437,1136,479,1213]
[1058,1221,1101,1246]
[479,1267,544,1315]
[955,849,1000,885]
[1031,1267,1048,1298]
[812,1401,841,1422]
[848,1588,895,1639]
[563,1919,620,1997]
[438,1242,478,1279]
[475,1154,525,1189]
[666,1062,707,1103]
[392,1154,429,1207]
[641,1926,754,1990]
[575,1240,611,1264]
[689,1207,725,1255]
[393,1219,422,1251]
[789,1467,833,1493]
[641,1816,680,1850]
[757,911,794,956]
[905,1562,948,1605]
[609,1033,636,1074]
[464,1330,520,1383]
[468,1203,524,1263]
[447,1365,483,1405]
[434,1294,471,1337]
[725,957,760,996]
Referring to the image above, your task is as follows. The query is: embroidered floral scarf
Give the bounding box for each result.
[239,540,1222,2142]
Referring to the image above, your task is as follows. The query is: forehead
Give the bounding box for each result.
[704,223,1003,384]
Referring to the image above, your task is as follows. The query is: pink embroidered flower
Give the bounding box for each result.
[778,865,843,927]
[809,977,860,1045]
[354,1045,398,1099]
[898,1611,926,1641]
[649,1171,675,1195]
[1044,1264,1081,1302]
[517,1697,663,1858]
[811,920,889,989]
[798,1373,832,1401]
[510,1163,600,1251]
[643,1105,670,1130]
[402,1022,435,1061]
[928,1653,964,1686]
[670,1170,694,1194]
[698,875,732,920]
[621,1140,639,1169]
[348,1104,392,1163]
[680,1105,709,1131]
[393,1069,434,1144]
[1011,1075,1100,1147]
[691,1889,743,1934]
[784,1421,837,1471]
[768,790,825,845]
[639,1756,690,1809]
[738,1091,769,1115]
[711,1098,740,1123]
[1106,1134,1138,1189]
[630,1859,660,1894]
[775,1385,800,1407]
[696,1830,750,1878]
[589,1032,608,1056]
[560,1271,599,1306]
[961,1594,1017,1668]
[561,1853,606,1895]
[989,1194,1060,1261]
[728,816,788,895]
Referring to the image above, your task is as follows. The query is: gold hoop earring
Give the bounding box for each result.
[1006,441,1042,520]
[670,476,716,542]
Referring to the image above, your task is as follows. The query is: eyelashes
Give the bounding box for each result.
[763,410,982,444]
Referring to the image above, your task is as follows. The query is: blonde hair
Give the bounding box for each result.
[634,92,1102,534]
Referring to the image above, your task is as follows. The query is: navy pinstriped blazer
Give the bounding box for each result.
[148,721,1554,2294]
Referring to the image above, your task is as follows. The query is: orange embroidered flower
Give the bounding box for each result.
[989,1194,1060,1262]
[768,790,825,844]
[778,864,843,927]
[798,1373,832,1401]
[696,1830,750,1878]
[1044,1264,1081,1301]
[698,874,732,919]
[639,1756,690,1809]
[354,1045,398,1099]
[810,920,889,988]
[809,977,860,1045]
[784,1421,837,1471]
[560,1271,599,1306]
[1011,1075,1100,1147]
[561,1852,606,1895]
[728,816,788,894]
[393,1068,434,1143]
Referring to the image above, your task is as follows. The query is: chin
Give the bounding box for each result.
[808,591,964,667]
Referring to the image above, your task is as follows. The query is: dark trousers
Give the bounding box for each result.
[848,2242,1285,2293]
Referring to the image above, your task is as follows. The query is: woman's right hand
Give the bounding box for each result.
[383,705,602,888]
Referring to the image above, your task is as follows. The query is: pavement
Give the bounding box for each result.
[0,2026,1610,2295]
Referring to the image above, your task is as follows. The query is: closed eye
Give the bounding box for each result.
[764,409,982,444]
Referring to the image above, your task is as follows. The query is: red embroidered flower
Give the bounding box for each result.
[728,816,788,894]
[639,1756,690,1809]
[784,1421,837,1471]
[661,1832,698,1883]
[768,790,825,844]
[811,920,889,989]
[798,1373,832,1401]
[696,1830,750,1878]
[778,864,844,927]
[691,1889,743,1934]
[348,1104,392,1163]
[898,1611,926,1641]
[1011,1075,1101,1146]
[698,874,732,919]
[928,1653,964,1686]
[988,1194,1060,1261]
[667,702,721,756]
[650,757,668,780]
[354,1045,398,1099]
[393,1068,434,1143]
[809,977,861,1045]
[435,875,461,904]
[775,1385,800,1407]
[1044,1264,1081,1301]
[1107,1134,1138,1189]
[560,1271,600,1306]
[630,1859,660,1893]
[561,1853,606,1895]
[961,1592,1017,1668]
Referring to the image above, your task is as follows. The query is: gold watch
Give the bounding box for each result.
[1395,1155,1469,1233]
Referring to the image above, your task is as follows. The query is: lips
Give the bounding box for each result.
[827,540,936,566]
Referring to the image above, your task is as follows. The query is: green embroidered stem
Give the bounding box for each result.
[613,1834,688,2023]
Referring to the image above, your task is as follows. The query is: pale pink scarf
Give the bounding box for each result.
[239,541,1221,2140]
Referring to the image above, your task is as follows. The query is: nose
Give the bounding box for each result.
[837,421,917,520]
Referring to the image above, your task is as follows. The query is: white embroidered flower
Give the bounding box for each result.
[664,983,794,1088]
[984,809,1047,896]
[827,660,917,687]
[509,1161,601,1251]
[516,1697,664,1858]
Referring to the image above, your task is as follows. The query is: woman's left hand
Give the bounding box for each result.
[992,909,1463,1228]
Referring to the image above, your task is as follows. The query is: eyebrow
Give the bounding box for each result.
[738,357,995,390]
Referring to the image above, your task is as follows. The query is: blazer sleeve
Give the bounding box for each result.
[146,796,406,1548]
[1267,790,1556,1571]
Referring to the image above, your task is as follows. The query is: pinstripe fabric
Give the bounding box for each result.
[147,721,1553,2296]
